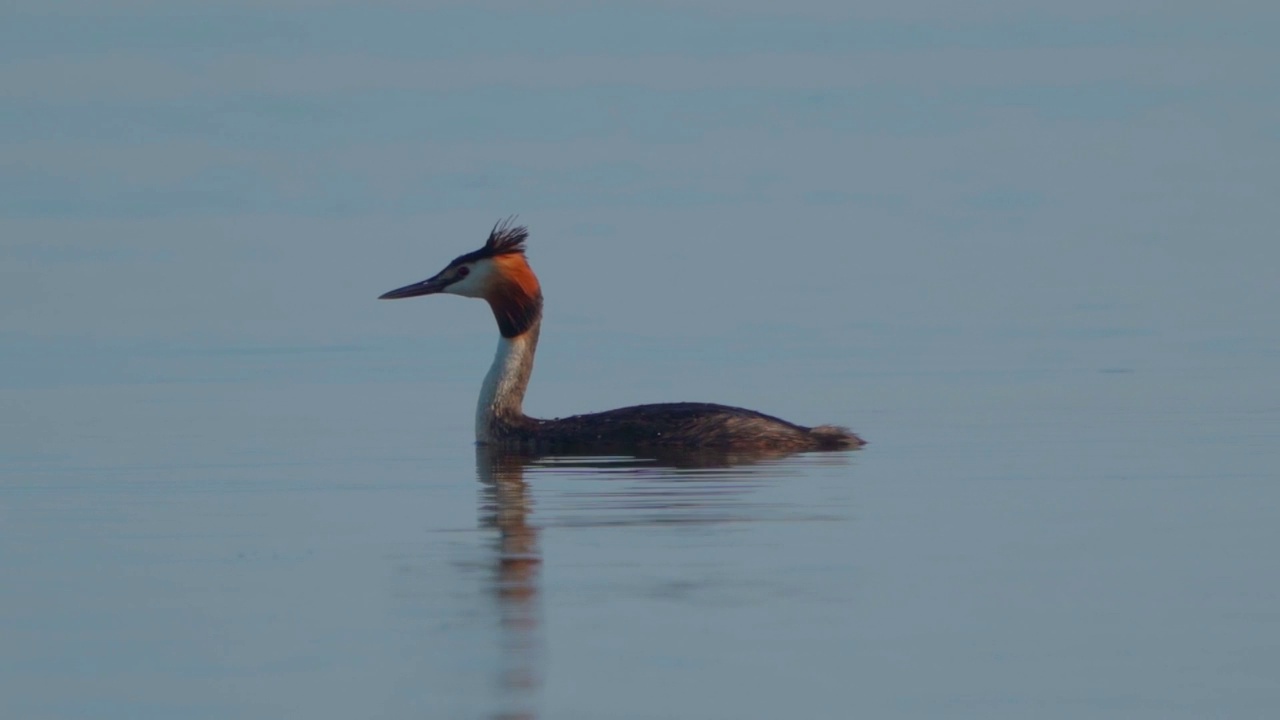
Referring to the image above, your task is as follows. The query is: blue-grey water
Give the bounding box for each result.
[3,3,1279,719]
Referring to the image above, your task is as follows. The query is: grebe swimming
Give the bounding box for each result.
[379,220,864,451]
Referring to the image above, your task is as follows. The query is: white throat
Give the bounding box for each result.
[475,329,538,442]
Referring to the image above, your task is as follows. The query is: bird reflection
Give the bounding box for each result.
[474,444,854,718]
[476,446,542,720]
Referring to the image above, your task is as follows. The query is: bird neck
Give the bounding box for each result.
[476,318,541,443]
[485,256,543,339]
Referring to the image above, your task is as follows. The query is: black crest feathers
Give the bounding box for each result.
[449,217,529,267]
[484,217,529,255]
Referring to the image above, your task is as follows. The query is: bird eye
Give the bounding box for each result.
[456,266,470,278]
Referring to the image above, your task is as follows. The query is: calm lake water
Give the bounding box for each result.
[3,3,1279,719]
[5,348,1278,719]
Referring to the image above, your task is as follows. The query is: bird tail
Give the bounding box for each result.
[808,425,866,450]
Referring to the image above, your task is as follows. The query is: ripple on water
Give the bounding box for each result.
[476,446,859,529]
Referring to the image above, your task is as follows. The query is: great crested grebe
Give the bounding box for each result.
[379,220,864,451]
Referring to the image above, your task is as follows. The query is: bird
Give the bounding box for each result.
[379,220,864,452]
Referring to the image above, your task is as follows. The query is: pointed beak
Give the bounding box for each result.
[379,274,450,300]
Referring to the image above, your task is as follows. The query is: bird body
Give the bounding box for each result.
[380,221,864,452]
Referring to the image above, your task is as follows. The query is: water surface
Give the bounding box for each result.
[3,2,1279,718]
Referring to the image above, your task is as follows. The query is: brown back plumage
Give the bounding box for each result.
[490,402,865,452]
